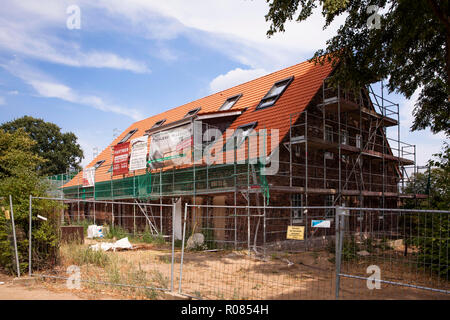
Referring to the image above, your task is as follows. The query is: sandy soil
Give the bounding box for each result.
[7,240,449,300]
[0,284,82,300]
[0,274,122,300]
[25,245,450,300]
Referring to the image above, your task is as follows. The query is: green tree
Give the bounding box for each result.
[0,129,61,274]
[0,116,84,175]
[403,143,449,209]
[402,144,449,278]
[265,0,450,135]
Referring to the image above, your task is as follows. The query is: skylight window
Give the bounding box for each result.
[94,160,105,169]
[184,107,201,118]
[219,94,242,111]
[256,76,294,110]
[118,129,137,144]
[151,119,166,129]
[224,122,257,150]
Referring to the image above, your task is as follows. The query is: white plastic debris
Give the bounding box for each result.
[90,242,114,252]
[87,225,105,239]
[114,237,133,250]
[282,258,294,266]
[90,237,133,252]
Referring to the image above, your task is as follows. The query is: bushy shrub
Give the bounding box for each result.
[142,228,165,245]
[0,129,63,274]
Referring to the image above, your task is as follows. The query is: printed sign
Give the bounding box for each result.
[82,167,95,187]
[311,220,331,228]
[113,142,130,176]
[129,136,148,171]
[149,124,192,169]
[286,226,305,240]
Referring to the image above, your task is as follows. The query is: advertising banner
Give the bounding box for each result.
[148,124,192,169]
[82,167,95,187]
[129,136,148,171]
[113,142,130,175]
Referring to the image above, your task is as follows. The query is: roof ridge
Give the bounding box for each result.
[131,58,314,127]
[64,57,334,188]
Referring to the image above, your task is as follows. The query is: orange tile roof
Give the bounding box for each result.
[64,59,334,188]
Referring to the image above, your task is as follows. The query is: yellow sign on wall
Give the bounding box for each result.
[286,226,305,240]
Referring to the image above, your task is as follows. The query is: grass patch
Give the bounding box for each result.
[62,244,110,268]
[142,230,165,245]
[157,255,171,264]
[71,219,95,236]
[106,225,128,240]
[152,270,169,289]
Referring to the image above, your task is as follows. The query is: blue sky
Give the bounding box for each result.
[0,0,447,169]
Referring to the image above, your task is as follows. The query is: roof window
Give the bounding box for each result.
[151,119,166,129]
[256,76,294,110]
[184,107,201,118]
[118,129,137,144]
[219,94,242,111]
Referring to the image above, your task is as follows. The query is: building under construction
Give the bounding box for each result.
[57,58,423,247]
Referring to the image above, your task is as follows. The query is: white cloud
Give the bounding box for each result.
[0,96,5,105]
[30,79,143,121]
[0,1,150,73]
[76,0,345,70]
[153,46,178,62]
[30,81,75,101]
[209,68,268,93]
[1,59,144,121]
[7,90,19,95]
[1,0,343,73]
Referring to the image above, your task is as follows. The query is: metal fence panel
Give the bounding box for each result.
[335,207,450,299]
[178,204,337,299]
[22,196,450,300]
[28,196,176,297]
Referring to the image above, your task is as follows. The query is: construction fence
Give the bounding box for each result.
[9,196,450,299]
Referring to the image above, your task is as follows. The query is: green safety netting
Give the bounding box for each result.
[62,162,270,202]
[47,173,77,181]
[259,162,270,206]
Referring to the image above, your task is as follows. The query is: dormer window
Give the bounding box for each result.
[219,94,242,111]
[224,122,257,150]
[118,129,137,144]
[151,119,166,129]
[256,76,294,110]
[184,108,201,118]
[94,160,105,169]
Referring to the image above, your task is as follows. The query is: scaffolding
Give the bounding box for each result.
[279,78,420,209]
[52,79,424,244]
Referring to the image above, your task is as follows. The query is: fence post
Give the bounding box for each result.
[305,209,309,251]
[29,195,32,276]
[335,206,347,299]
[9,195,20,277]
[178,203,188,294]
[171,202,176,292]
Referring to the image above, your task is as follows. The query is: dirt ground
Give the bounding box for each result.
[22,240,450,300]
[0,274,120,300]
